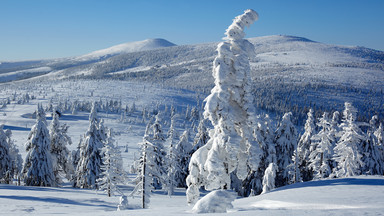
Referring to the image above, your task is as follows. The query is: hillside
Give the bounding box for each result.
[1,35,383,123]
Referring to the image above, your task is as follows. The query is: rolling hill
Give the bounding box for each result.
[1,35,383,123]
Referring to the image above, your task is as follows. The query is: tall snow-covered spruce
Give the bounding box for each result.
[21,104,55,187]
[50,109,73,185]
[74,103,106,189]
[186,9,260,203]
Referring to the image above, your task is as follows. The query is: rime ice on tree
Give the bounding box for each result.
[187,9,260,203]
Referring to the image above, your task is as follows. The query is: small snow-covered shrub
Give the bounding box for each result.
[191,190,237,214]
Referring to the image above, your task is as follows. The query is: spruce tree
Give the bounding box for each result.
[274,112,298,187]
[188,9,260,194]
[297,109,316,181]
[97,129,124,197]
[308,112,336,179]
[22,104,55,187]
[332,102,365,177]
[146,114,167,189]
[131,124,155,208]
[74,103,105,189]
[0,125,12,183]
[50,110,73,185]
[261,163,278,194]
[362,116,383,175]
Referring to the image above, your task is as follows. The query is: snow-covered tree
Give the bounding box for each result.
[186,144,209,204]
[297,109,316,181]
[3,128,23,183]
[0,125,12,183]
[274,112,298,187]
[191,119,209,154]
[374,123,384,174]
[131,125,155,208]
[21,104,55,187]
[187,9,260,198]
[332,102,365,178]
[97,129,124,197]
[240,115,275,196]
[308,112,336,179]
[50,110,73,185]
[145,114,167,189]
[74,103,106,189]
[361,116,383,175]
[170,130,192,190]
[262,163,278,194]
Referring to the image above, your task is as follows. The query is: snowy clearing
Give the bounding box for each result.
[0,176,383,215]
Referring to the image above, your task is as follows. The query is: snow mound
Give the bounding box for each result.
[192,190,237,214]
[79,38,176,60]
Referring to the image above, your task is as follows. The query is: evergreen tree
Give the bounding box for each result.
[332,102,365,178]
[131,125,156,208]
[21,104,55,187]
[274,112,298,187]
[308,112,336,179]
[5,129,23,184]
[191,119,209,154]
[74,103,105,189]
[164,118,179,196]
[240,115,275,196]
[261,163,278,194]
[97,129,124,197]
[297,109,316,181]
[0,125,12,183]
[190,9,260,193]
[50,110,73,185]
[362,116,383,175]
[174,130,192,188]
[146,114,167,189]
[374,123,384,174]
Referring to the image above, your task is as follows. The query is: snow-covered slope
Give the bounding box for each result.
[78,38,176,60]
[0,176,383,215]
[1,35,383,122]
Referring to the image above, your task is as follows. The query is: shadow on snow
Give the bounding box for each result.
[273,177,384,193]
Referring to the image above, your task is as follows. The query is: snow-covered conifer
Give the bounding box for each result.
[297,109,316,181]
[240,115,275,196]
[50,110,73,185]
[22,104,55,187]
[308,112,336,179]
[74,103,105,189]
[186,144,209,204]
[4,129,22,183]
[191,119,209,154]
[174,130,192,188]
[361,116,383,175]
[97,129,124,197]
[131,127,154,208]
[262,163,278,194]
[274,112,298,187]
[332,103,365,178]
[0,125,12,183]
[190,9,260,193]
[146,114,167,189]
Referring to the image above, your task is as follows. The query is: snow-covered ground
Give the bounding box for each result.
[0,176,383,215]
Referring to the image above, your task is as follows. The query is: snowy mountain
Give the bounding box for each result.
[0,33,383,216]
[1,35,383,123]
[77,38,176,60]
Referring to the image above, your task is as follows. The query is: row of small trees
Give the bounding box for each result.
[0,102,125,197]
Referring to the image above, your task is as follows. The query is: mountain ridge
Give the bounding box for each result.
[1,35,383,123]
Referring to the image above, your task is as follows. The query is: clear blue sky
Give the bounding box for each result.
[1,0,383,61]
